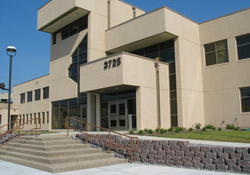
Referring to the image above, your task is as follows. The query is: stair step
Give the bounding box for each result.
[11,139,81,146]
[0,155,128,173]
[4,142,87,151]
[16,135,72,141]
[1,150,114,164]
[0,146,99,157]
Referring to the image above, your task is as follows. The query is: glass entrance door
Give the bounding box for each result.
[109,100,127,130]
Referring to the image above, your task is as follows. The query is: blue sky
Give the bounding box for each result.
[0,0,250,93]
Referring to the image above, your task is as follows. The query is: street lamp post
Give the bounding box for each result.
[6,46,16,131]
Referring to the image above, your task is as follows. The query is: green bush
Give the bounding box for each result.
[226,124,239,130]
[188,128,193,132]
[175,127,185,133]
[204,124,216,130]
[155,128,161,133]
[168,127,174,132]
[147,129,154,134]
[129,130,134,134]
[202,127,207,132]
[144,129,148,132]
[218,127,222,131]
[138,130,144,135]
[160,129,167,134]
[194,123,202,130]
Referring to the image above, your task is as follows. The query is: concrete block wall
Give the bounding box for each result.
[77,134,250,174]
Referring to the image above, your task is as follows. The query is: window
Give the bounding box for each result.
[30,114,32,124]
[42,112,45,124]
[204,40,228,66]
[35,89,41,101]
[236,33,250,60]
[47,112,49,124]
[0,115,2,125]
[240,87,250,112]
[60,15,88,41]
[20,93,25,103]
[26,114,29,124]
[43,87,49,99]
[69,35,88,82]
[27,91,32,102]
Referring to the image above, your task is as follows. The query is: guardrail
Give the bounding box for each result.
[65,117,139,163]
[0,118,41,147]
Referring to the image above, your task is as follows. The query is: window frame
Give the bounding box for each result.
[35,89,41,101]
[236,33,250,60]
[204,39,229,66]
[240,87,250,113]
[27,91,33,102]
[43,87,49,99]
[20,93,25,104]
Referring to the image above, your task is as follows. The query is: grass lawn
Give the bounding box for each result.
[157,131,250,143]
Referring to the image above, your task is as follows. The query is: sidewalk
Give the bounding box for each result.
[0,161,241,175]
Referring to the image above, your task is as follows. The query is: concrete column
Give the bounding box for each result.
[95,94,101,131]
[87,93,96,131]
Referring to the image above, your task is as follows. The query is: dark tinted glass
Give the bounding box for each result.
[205,43,215,52]
[238,45,250,60]
[145,45,158,54]
[128,99,136,115]
[61,28,69,40]
[160,48,175,62]
[170,75,176,90]
[169,63,176,74]
[241,87,250,97]
[101,102,108,117]
[70,22,79,35]
[171,115,178,127]
[237,34,250,45]
[171,100,177,115]
[35,89,41,101]
[27,91,32,102]
[133,49,144,56]
[119,103,125,115]
[242,98,250,112]
[159,40,174,50]
[206,52,216,66]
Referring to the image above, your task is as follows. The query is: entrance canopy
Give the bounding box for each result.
[79,52,169,94]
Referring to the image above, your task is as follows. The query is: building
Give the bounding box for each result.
[0,93,19,132]
[12,0,250,131]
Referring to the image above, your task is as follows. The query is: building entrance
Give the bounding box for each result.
[109,100,127,130]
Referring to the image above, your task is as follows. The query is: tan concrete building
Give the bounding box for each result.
[12,0,250,131]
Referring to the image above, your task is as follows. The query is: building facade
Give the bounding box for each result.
[12,0,250,131]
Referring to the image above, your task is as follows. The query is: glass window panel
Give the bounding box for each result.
[101,118,108,128]
[27,91,32,102]
[170,91,177,99]
[70,22,79,36]
[145,52,159,59]
[52,102,60,129]
[69,63,77,76]
[206,52,216,66]
[119,120,126,126]
[61,28,69,40]
[205,43,215,53]
[169,63,176,74]
[217,50,228,64]
[111,120,116,127]
[79,96,87,104]
[101,103,108,117]
[83,40,87,50]
[132,115,137,128]
[171,115,178,127]
[237,33,250,46]
[79,17,88,31]
[35,89,40,101]
[79,43,84,53]
[79,52,87,61]
[160,48,175,62]
[241,87,250,97]
[170,75,176,90]
[133,49,144,56]
[216,40,227,50]
[70,75,77,82]
[159,40,174,50]
[145,45,158,54]
[119,103,125,115]
[128,99,136,115]
[69,98,77,106]
[110,105,116,115]
[79,59,87,65]
[238,45,250,60]
[242,98,250,112]
[72,55,77,63]
[171,100,177,115]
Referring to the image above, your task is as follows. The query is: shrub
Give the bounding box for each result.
[160,129,167,134]
[155,128,160,133]
[194,123,202,130]
[138,130,144,135]
[218,127,222,131]
[202,127,207,132]
[168,127,174,132]
[129,130,134,134]
[226,124,239,130]
[144,129,148,132]
[147,129,154,134]
[188,128,193,132]
[204,124,216,130]
[175,127,185,133]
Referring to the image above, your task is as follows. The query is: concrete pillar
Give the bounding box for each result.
[96,94,101,131]
[87,93,96,131]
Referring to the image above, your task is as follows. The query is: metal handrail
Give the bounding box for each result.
[0,119,22,136]
[0,118,41,147]
[65,117,139,163]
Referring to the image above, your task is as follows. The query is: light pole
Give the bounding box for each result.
[6,46,16,131]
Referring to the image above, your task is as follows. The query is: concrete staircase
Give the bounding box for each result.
[0,135,127,173]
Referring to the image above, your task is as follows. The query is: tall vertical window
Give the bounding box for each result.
[30,114,32,124]
[47,112,49,124]
[43,87,49,99]
[20,93,25,104]
[35,89,41,101]
[236,33,250,60]
[204,40,228,66]
[240,87,250,112]
[69,35,88,82]
[27,91,32,102]
[0,115,2,125]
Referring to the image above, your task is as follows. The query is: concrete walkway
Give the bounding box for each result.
[0,161,241,175]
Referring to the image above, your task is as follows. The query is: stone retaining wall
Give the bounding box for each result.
[76,134,250,174]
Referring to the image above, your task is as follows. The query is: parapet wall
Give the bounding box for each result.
[77,134,250,174]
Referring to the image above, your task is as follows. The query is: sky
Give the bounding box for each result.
[0,0,250,93]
